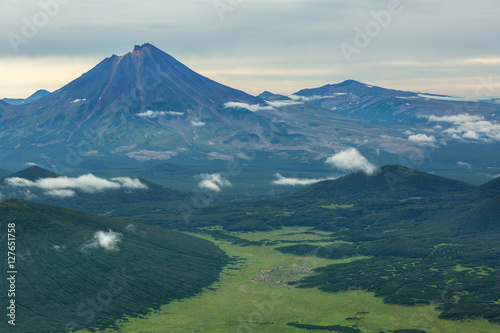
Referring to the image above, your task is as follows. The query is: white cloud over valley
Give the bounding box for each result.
[408,133,436,144]
[326,148,379,175]
[272,173,337,186]
[4,174,148,198]
[82,230,123,252]
[423,113,500,142]
[137,110,185,118]
[224,102,274,112]
[197,173,231,192]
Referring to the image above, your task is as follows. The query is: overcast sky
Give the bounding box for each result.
[1,0,499,98]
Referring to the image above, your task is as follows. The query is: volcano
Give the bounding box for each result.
[0,43,273,165]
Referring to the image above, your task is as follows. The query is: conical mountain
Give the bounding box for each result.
[0,43,268,162]
[34,43,260,114]
[2,165,59,181]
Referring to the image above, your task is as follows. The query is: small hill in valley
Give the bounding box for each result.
[293,165,475,203]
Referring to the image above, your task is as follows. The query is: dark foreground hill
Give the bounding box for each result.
[0,199,228,332]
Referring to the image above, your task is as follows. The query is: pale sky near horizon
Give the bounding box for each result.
[1,0,500,99]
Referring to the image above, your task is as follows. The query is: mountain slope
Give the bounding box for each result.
[473,176,500,200]
[0,199,228,332]
[458,194,500,232]
[0,168,9,178]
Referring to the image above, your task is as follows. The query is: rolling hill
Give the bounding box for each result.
[0,199,228,332]
[292,165,475,203]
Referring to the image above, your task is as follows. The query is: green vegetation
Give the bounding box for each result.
[0,200,227,333]
[78,228,500,333]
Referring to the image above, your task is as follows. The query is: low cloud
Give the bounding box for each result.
[224,102,274,112]
[423,113,500,142]
[82,230,122,251]
[326,148,379,175]
[137,110,184,118]
[289,93,348,102]
[191,120,206,127]
[4,174,148,198]
[408,133,436,143]
[197,173,231,192]
[45,189,76,198]
[265,100,303,107]
[417,94,484,102]
[272,173,337,186]
[457,161,472,169]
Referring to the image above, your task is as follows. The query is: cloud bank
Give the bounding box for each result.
[4,174,148,198]
[265,100,303,107]
[272,173,337,186]
[289,93,348,102]
[326,148,379,175]
[423,113,500,142]
[191,120,206,127]
[457,161,472,169]
[82,230,122,251]
[197,173,231,192]
[137,110,185,118]
[224,102,274,112]
[408,133,436,143]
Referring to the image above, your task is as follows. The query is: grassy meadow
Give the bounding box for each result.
[79,227,500,333]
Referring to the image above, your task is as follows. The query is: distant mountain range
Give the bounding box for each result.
[290,80,500,125]
[1,89,51,105]
[0,43,499,184]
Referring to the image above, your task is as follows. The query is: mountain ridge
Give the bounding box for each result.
[1,89,51,105]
